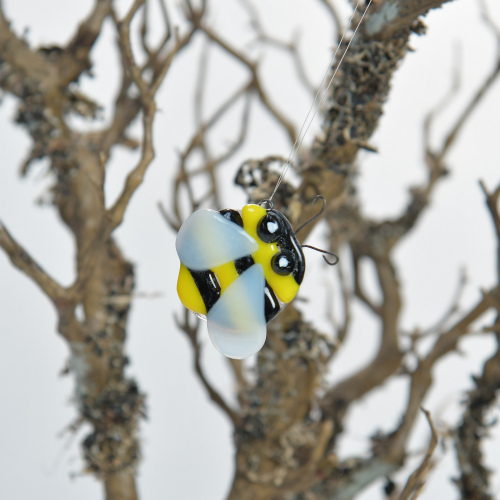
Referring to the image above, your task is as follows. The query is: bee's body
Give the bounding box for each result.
[176,203,305,359]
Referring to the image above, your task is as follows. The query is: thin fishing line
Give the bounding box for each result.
[269,0,361,201]
[277,0,362,179]
[269,0,373,201]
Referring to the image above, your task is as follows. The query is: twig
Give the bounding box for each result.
[426,8,500,166]
[227,358,247,397]
[56,0,113,85]
[451,182,500,498]
[423,44,461,165]
[213,90,253,166]
[171,79,253,223]
[0,221,83,342]
[454,341,499,500]
[176,310,242,427]
[363,0,454,40]
[318,0,344,36]
[241,0,317,94]
[333,250,351,345]
[191,41,220,209]
[158,201,180,231]
[352,253,381,316]
[108,3,195,230]
[441,61,500,160]
[99,1,178,155]
[398,409,438,500]
[480,181,500,262]
[322,254,404,423]
[190,20,297,142]
[0,221,66,304]
[388,288,498,458]
[414,268,467,338]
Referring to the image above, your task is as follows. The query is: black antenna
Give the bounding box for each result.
[296,195,339,265]
[302,244,339,266]
[294,195,326,234]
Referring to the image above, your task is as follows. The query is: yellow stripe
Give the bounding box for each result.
[212,261,239,292]
[177,264,207,315]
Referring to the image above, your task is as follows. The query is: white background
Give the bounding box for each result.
[1,1,500,499]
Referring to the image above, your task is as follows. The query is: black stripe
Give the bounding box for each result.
[234,255,254,274]
[234,257,281,322]
[219,209,243,227]
[189,269,221,312]
[264,283,280,322]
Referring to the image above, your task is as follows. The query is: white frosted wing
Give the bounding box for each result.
[176,209,258,270]
[207,264,266,359]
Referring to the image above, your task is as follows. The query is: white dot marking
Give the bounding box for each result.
[267,221,279,234]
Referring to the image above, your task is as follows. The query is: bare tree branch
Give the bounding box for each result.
[241,0,317,94]
[318,0,344,36]
[452,181,500,500]
[187,15,297,143]
[398,409,438,500]
[363,0,454,40]
[170,78,253,225]
[176,310,242,427]
[56,0,113,85]
[108,2,197,230]
[0,221,66,304]
[0,0,196,496]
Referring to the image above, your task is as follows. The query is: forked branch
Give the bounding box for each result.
[0,222,66,305]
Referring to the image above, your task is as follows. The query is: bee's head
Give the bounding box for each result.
[241,204,305,304]
[256,208,305,283]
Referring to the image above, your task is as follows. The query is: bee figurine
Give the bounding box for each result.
[176,197,336,359]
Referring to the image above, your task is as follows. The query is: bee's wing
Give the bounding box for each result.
[176,209,259,271]
[207,264,266,359]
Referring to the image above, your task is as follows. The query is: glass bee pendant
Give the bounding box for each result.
[176,203,305,359]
